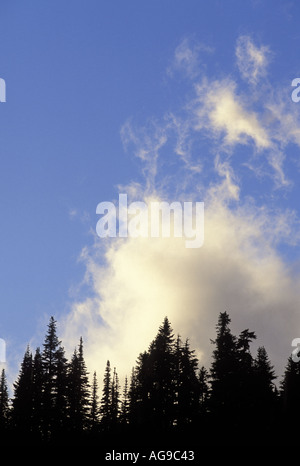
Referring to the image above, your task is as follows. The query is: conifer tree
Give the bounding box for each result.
[237,329,256,371]
[149,317,176,430]
[281,355,300,412]
[254,346,276,397]
[12,346,33,435]
[31,347,44,438]
[134,351,153,426]
[209,312,262,440]
[111,367,120,425]
[0,369,9,432]
[198,366,210,414]
[120,375,129,426]
[54,345,69,436]
[41,316,68,440]
[209,312,239,423]
[255,347,276,392]
[251,346,278,438]
[131,318,201,433]
[280,354,300,442]
[100,360,112,429]
[175,338,199,428]
[128,367,138,425]
[236,328,256,414]
[90,371,99,431]
[68,337,90,434]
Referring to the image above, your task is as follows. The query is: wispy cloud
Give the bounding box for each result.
[167,37,213,80]
[236,35,271,85]
[211,154,240,202]
[194,78,271,150]
[120,119,168,193]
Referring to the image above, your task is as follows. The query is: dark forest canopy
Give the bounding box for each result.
[0,312,298,445]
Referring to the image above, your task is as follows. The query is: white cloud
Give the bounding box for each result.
[120,119,168,192]
[193,76,300,188]
[195,78,271,150]
[265,98,300,148]
[211,154,240,202]
[167,37,213,79]
[236,35,271,85]
[166,113,202,174]
[60,192,300,385]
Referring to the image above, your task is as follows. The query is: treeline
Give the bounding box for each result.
[0,312,298,445]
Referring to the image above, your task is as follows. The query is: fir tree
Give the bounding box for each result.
[237,329,256,370]
[254,347,276,392]
[12,346,33,436]
[254,346,276,397]
[68,337,90,434]
[0,369,9,432]
[90,371,99,431]
[209,310,245,437]
[150,317,176,430]
[134,351,153,427]
[198,366,210,414]
[111,367,120,425]
[100,360,112,429]
[175,338,199,428]
[281,355,300,417]
[120,375,129,425]
[31,347,44,439]
[251,346,278,438]
[236,328,256,414]
[53,344,69,436]
[209,312,239,416]
[41,316,67,440]
[128,367,138,425]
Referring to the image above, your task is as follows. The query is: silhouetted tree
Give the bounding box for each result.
[198,366,210,414]
[175,337,199,428]
[149,317,176,430]
[281,355,300,418]
[209,312,239,421]
[68,337,90,435]
[134,351,153,427]
[251,346,278,439]
[111,367,120,425]
[236,328,256,415]
[128,367,138,425]
[237,329,256,372]
[0,369,9,432]
[100,360,112,430]
[53,345,69,438]
[90,371,99,431]
[120,375,129,426]
[130,317,202,438]
[41,316,67,441]
[31,347,44,439]
[254,346,277,408]
[280,354,300,444]
[12,346,33,436]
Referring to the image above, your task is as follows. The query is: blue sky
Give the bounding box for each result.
[1,0,300,382]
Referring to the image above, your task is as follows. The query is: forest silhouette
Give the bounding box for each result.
[0,312,297,445]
